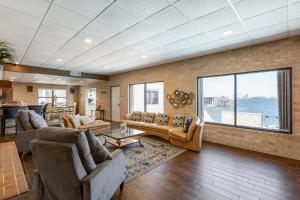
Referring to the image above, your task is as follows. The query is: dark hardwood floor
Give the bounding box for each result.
[1,124,300,200]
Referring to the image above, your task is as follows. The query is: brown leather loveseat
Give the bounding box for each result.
[122,112,204,152]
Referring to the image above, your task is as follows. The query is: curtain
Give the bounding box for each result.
[277,69,291,131]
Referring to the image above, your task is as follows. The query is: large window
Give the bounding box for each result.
[129,82,164,113]
[38,89,67,106]
[198,68,291,133]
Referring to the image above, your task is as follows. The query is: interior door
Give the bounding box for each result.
[111,86,120,122]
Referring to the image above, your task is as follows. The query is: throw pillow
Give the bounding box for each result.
[74,114,81,126]
[67,115,80,129]
[156,113,169,125]
[38,127,96,174]
[130,111,142,121]
[173,114,184,127]
[85,129,112,163]
[144,112,155,123]
[17,110,34,131]
[28,110,48,129]
[80,115,94,125]
[183,117,193,133]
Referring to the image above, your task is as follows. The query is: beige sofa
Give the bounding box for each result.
[122,112,204,152]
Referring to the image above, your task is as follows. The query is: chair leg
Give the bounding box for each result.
[120,181,124,190]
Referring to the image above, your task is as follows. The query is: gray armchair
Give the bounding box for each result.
[16,110,62,155]
[30,128,126,200]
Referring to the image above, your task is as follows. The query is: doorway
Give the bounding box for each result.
[85,88,96,117]
[111,86,120,122]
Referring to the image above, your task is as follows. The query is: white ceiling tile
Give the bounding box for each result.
[123,21,164,40]
[146,6,189,30]
[288,19,300,36]
[0,0,50,18]
[290,2,300,19]
[0,6,41,29]
[82,21,120,39]
[244,7,287,31]
[249,22,288,44]
[95,5,140,31]
[174,0,230,20]
[161,33,212,52]
[209,22,246,40]
[234,0,287,19]
[195,6,239,31]
[115,0,170,19]
[219,33,253,49]
[53,0,110,18]
[167,21,204,40]
[146,32,178,46]
[290,0,300,3]
[45,4,90,30]
[44,33,105,66]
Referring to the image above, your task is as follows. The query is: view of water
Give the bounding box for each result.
[205,98,279,128]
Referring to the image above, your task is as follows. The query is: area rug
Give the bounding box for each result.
[100,136,186,182]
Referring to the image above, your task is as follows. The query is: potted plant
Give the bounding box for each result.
[0,41,16,75]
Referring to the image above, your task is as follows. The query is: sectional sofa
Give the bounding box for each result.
[122,112,204,152]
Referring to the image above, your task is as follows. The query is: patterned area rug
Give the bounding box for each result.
[99,136,186,182]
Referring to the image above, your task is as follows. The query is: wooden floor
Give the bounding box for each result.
[1,124,300,200]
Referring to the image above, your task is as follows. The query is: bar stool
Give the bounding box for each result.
[1,106,20,136]
[28,105,44,116]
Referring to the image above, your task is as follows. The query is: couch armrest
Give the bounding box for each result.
[82,150,126,200]
[16,129,39,155]
[124,114,131,120]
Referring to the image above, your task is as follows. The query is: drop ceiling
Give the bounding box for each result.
[0,0,299,75]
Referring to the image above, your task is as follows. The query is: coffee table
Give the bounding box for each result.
[101,128,145,148]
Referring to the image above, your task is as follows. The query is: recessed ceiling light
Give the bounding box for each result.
[80,80,83,83]
[56,58,63,62]
[222,31,233,36]
[84,38,92,43]
[105,66,108,69]
[141,55,148,59]
[57,78,61,81]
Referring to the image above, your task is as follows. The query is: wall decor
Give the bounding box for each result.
[167,90,194,108]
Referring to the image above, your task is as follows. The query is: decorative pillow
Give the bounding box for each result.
[28,110,48,129]
[38,127,96,174]
[156,113,169,125]
[80,115,94,125]
[66,115,80,129]
[173,114,184,127]
[130,111,142,121]
[74,114,81,125]
[183,117,193,133]
[144,112,155,123]
[85,129,112,164]
[17,110,34,131]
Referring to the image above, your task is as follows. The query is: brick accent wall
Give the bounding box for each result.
[108,36,300,160]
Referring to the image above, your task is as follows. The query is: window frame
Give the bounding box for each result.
[129,81,164,113]
[197,67,292,134]
[38,89,67,106]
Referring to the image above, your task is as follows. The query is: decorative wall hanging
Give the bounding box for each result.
[167,90,194,109]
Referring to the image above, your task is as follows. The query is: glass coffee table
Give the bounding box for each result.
[101,128,145,148]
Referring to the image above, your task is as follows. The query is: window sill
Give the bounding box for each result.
[204,122,291,134]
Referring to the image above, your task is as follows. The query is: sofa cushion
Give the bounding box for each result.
[38,127,96,174]
[187,116,200,141]
[29,110,48,129]
[156,113,169,125]
[80,115,94,125]
[183,117,193,133]
[85,129,112,164]
[17,110,34,131]
[130,111,142,121]
[172,114,184,127]
[169,127,187,142]
[146,124,169,132]
[144,112,155,123]
[66,115,80,129]
[127,121,147,127]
